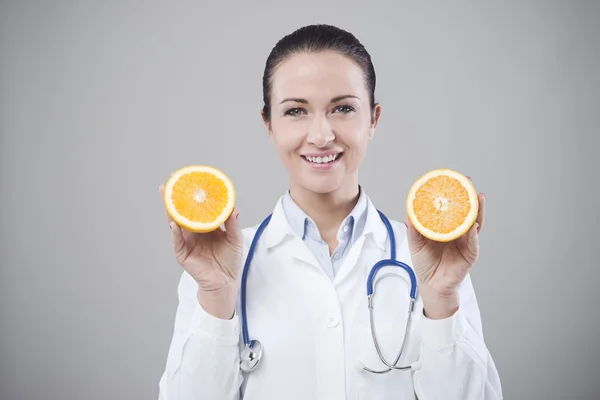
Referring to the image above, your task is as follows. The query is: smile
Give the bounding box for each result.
[302,153,343,164]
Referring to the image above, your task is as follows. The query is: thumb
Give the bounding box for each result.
[403,216,426,253]
[223,208,243,244]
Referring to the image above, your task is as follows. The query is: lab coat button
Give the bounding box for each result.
[326,316,339,327]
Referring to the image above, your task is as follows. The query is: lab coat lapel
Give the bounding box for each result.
[263,197,322,271]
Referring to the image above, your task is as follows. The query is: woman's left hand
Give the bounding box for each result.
[404,189,486,319]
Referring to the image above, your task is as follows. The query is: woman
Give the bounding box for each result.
[158,24,502,400]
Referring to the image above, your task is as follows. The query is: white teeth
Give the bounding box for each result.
[305,154,340,164]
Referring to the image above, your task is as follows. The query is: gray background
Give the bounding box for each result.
[1,1,598,399]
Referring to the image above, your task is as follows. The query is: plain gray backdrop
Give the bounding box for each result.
[1,1,598,399]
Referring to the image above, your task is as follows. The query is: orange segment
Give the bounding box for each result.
[406,169,478,242]
[164,165,235,233]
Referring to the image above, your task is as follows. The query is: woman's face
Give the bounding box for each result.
[264,50,381,195]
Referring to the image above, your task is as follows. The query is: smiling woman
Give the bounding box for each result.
[262,37,379,196]
[158,24,502,400]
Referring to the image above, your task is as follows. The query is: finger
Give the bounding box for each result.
[223,208,242,243]
[465,221,480,262]
[476,193,486,233]
[465,175,484,233]
[403,216,426,253]
[170,221,186,256]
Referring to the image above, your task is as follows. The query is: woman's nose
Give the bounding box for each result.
[306,115,335,147]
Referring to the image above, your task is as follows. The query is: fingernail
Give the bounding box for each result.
[481,193,486,199]
[235,212,239,220]
[466,175,472,181]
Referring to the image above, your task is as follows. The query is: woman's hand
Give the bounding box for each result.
[404,187,486,320]
[159,183,243,319]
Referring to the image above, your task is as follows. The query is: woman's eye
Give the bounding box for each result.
[333,105,355,114]
[284,108,305,117]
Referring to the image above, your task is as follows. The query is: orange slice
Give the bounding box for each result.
[163,165,235,233]
[406,168,478,242]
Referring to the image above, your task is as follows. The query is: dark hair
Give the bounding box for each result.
[261,24,377,122]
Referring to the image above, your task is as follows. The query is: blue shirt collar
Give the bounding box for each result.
[281,186,368,244]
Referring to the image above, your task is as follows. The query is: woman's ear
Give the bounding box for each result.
[260,110,270,130]
[260,110,274,143]
[369,103,382,138]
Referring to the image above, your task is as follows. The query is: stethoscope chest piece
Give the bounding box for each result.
[240,339,262,372]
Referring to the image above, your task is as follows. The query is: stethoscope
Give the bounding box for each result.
[239,210,420,374]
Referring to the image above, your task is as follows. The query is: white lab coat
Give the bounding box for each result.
[158,195,503,400]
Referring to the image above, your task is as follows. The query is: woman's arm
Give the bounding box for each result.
[158,271,244,400]
[412,274,503,399]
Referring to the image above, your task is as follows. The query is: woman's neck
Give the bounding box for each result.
[289,181,360,251]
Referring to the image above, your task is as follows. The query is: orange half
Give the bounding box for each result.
[406,168,478,242]
[163,165,235,233]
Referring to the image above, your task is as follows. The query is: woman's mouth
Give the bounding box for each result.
[301,152,343,170]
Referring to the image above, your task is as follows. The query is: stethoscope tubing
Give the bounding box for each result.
[239,209,418,373]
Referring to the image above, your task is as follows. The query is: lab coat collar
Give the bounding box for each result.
[264,197,296,249]
[264,191,388,252]
[362,196,389,252]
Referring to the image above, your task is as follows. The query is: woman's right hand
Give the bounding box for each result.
[159,183,243,319]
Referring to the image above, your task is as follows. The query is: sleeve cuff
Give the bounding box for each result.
[188,303,241,346]
[419,308,469,348]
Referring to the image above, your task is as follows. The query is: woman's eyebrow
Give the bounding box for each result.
[279,94,360,105]
[330,94,360,103]
[280,98,308,104]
